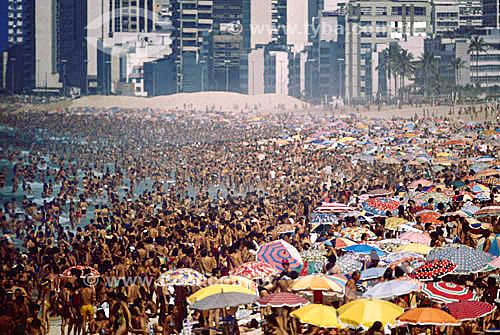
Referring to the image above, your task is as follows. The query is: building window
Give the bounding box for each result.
[360,21,371,26]
[376,32,388,37]
[360,7,372,15]
[360,32,372,37]
[376,21,387,26]
[414,7,426,16]
[360,43,372,49]
[392,6,402,15]
[376,7,387,15]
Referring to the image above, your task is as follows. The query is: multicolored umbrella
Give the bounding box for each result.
[477,233,500,257]
[61,265,100,278]
[338,253,364,274]
[256,292,309,308]
[188,284,258,310]
[446,301,497,321]
[327,274,348,289]
[474,206,500,217]
[337,298,404,329]
[291,304,345,329]
[368,189,393,197]
[415,210,442,224]
[426,245,491,273]
[290,274,344,294]
[409,260,457,281]
[343,244,386,257]
[327,237,356,248]
[363,280,420,300]
[422,282,477,303]
[367,239,402,253]
[471,183,490,194]
[256,239,303,272]
[339,227,376,242]
[230,261,279,280]
[399,231,432,245]
[409,179,433,189]
[362,197,400,216]
[396,308,460,326]
[156,268,206,287]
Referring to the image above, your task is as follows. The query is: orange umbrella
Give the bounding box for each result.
[396,308,460,326]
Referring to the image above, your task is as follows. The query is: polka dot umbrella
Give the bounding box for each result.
[409,259,457,281]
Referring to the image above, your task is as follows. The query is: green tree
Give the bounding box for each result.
[468,36,487,85]
[448,57,467,102]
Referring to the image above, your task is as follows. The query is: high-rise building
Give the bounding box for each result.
[107,0,155,36]
[272,0,287,46]
[242,0,272,50]
[482,0,499,29]
[170,0,213,91]
[431,0,483,35]
[345,0,432,102]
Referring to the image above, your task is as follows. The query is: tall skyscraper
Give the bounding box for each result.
[482,0,499,28]
[242,0,272,50]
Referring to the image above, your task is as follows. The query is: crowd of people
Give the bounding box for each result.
[0,104,499,335]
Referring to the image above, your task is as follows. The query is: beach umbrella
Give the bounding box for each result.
[230,261,279,280]
[471,183,490,194]
[422,282,477,303]
[368,188,393,197]
[396,243,433,255]
[426,245,491,273]
[474,206,500,217]
[217,276,258,292]
[327,274,348,289]
[310,213,338,225]
[360,267,387,281]
[367,239,403,253]
[446,301,496,321]
[409,260,457,281]
[61,265,100,278]
[385,217,408,230]
[474,169,499,178]
[396,308,460,326]
[343,244,386,257]
[362,197,400,216]
[450,180,466,189]
[314,202,353,213]
[256,292,309,308]
[415,210,441,224]
[363,280,420,300]
[291,304,344,329]
[409,179,433,189]
[484,176,500,185]
[290,274,344,294]
[461,203,481,216]
[399,231,432,245]
[337,253,364,274]
[477,234,500,257]
[339,227,376,242]
[385,251,425,264]
[337,298,404,329]
[416,192,450,205]
[187,284,258,310]
[256,239,303,272]
[490,256,500,268]
[156,268,206,287]
[327,237,356,248]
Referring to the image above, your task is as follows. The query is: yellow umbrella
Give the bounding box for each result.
[291,304,345,329]
[187,284,256,304]
[385,217,408,230]
[396,243,433,255]
[337,298,403,329]
[338,136,356,143]
[290,274,344,293]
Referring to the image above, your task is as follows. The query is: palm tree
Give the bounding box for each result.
[388,44,402,100]
[448,57,467,102]
[468,36,487,85]
[417,51,437,98]
[396,49,415,103]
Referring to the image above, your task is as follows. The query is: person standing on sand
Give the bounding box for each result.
[79,277,96,335]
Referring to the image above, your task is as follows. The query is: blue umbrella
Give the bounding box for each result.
[360,267,388,281]
[344,244,386,257]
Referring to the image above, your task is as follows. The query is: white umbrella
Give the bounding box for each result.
[363,280,420,300]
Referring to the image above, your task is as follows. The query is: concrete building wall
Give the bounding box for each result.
[270,50,289,94]
[35,0,61,88]
[250,0,272,49]
[287,0,309,52]
[248,48,265,94]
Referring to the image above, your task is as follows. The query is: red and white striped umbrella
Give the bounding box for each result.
[474,206,500,217]
[422,282,477,303]
[446,301,496,321]
[256,292,309,308]
[314,202,353,213]
[61,265,100,278]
